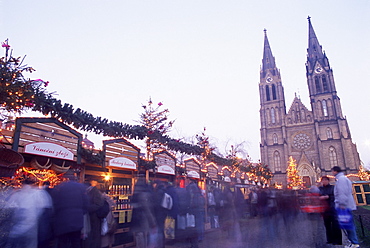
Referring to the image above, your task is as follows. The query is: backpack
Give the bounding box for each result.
[161,193,173,210]
[96,199,110,219]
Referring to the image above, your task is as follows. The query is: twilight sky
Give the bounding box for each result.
[1,1,370,168]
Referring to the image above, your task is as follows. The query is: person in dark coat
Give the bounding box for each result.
[130,176,156,248]
[186,179,204,248]
[174,181,190,241]
[83,180,104,248]
[152,181,168,248]
[51,171,88,248]
[319,176,342,245]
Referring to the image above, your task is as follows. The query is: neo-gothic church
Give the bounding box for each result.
[259,18,361,187]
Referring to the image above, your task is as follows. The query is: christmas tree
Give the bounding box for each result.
[358,164,370,181]
[286,156,303,189]
[195,127,214,164]
[138,98,174,160]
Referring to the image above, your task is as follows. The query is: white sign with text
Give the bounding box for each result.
[157,165,175,175]
[109,157,136,169]
[187,170,200,179]
[24,142,74,160]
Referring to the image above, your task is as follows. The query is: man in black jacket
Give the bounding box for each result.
[319,176,342,245]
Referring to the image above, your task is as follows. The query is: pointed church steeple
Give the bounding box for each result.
[262,29,277,73]
[307,16,324,61]
[305,17,342,120]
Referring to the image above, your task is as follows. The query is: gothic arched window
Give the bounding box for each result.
[322,100,328,117]
[271,108,276,124]
[315,76,322,93]
[266,85,271,101]
[272,84,277,100]
[273,151,281,171]
[326,127,333,139]
[322,75,329,92]
[301,108,306,122]
[329,146,338,167]
[273,133,278,144]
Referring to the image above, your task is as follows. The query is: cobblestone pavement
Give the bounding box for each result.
[166,212,368,248]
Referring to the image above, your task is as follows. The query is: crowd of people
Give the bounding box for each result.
[0,165,361,248]
[0,170,116,248]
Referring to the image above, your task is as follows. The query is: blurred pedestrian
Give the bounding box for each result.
[332,166,359,248]
[186,179,204,248]
[51,171,88,248]
[152,181,168,248]
[207,186,217,228]
[6,177,52,248]
[174,181,190,240]
[319,176,342,245]
[249,188,258,218]
[0,183,15,247]
[130,176,156,248]
[83,179,105,248]
[99,184,116,248]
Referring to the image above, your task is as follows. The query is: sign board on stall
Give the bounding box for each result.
[157,165,175,175]
[109,157,137,170]
[206,163,218,180]
[13,118,82,162]
[24,142,74,161]
[184,158,201,179]
[187,170,200,179]
[154,151,176,175]
[103,138,139,168]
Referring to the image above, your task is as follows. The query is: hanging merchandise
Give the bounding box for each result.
[0,147,24,177]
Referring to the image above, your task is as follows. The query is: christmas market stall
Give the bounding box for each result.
[204,162,219,188]
[184,157,201,184]
[152,150,176,183]
[9,117,82,185]
[220,166,232,185]
[102,138,140,248]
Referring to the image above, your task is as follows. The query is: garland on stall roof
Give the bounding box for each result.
[0,40,237,167]
[138,158,157,171]
[79,148,105,165]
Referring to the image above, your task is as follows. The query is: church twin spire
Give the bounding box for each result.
[307,16,325,62]
[262,29,277,75]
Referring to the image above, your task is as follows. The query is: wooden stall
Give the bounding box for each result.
[184,158,201,181]
[352,181,370,206]
[221,167,232,184]
[11,117,82,181]
[103,138,140,248]
[205,162,219,188]
[153,150,176,182]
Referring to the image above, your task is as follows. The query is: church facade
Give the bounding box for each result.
[259,18,361,187]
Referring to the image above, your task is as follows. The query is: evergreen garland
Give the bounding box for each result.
[1,40,271,180]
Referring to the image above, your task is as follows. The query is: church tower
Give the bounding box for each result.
[306,17,343,120]
[305,17,360,174]
[259,18,361,187]
[259,30,288,180]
